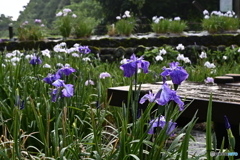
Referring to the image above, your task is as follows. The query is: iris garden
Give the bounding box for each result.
[0,41,239,159]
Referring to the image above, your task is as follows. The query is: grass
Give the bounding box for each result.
[151,18,187,34]
[202,15,239,33]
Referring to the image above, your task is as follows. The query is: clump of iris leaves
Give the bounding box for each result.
[0,43,239,160]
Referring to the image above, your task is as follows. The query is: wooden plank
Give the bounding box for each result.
[108,81,240,124]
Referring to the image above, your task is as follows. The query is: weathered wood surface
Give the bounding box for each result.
[108,81,240,104]
[108,81,240,124]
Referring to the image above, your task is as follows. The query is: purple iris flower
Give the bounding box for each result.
[139,83,184,111]
[29,55,42,65]
[224,115,231,129]
[78,46,91,54]
[43,66,75,85]
[51,79,74,102]
[204,77,214,84]
[139,91,157,104]
[148,115,177,136]
[57,66,76,76]
[161,62,188,85]
[99,72,111,79]
[43,73,61,84]
[51,88,59,102]
[155,83,184,111]
[120,54,150,78]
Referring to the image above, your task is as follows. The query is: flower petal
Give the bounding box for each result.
[155,83,172,106]
[141,60,150,73]
[52,79,65,87]
[139,91,155,104]
[43,73,61,84]
[170,69,188,85]
[51,88,60,102]
[62,84,74,97]
[57,67,76,76]
[166,121,177,136]
[171,92,184,111]
[121,63,136,77]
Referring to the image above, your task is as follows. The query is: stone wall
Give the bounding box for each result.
[0,34,239,63]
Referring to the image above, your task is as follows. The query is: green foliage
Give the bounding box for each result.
[151,19,170,33]
[73,18,95,38]
[95,0,219,26]
[206,94,213,160]
[57,16,72,38]
[52,0,102,38]
[202,12,239,33]
[0,42,240,159]
[140,45,179,62]
[17,0,71,28]
[0,0,223,39]
[140,44,240,83]
[115,11,136,36]
[129,0,145,10]
[66,0,103,21]
[168,20,187,33]
[151,17,187,34]
[95,0,133,23]
[0,14,13,38]
[54,9,76,39]
[115,18,136,36]
[17,20,46,41]
[65,0,102,38]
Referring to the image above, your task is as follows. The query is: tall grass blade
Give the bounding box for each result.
[206,94,213,160]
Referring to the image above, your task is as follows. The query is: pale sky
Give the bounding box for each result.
[0,0,30,20]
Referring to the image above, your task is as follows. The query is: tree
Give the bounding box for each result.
[12,0,220,35]
[95,0,219,23]
[0,14,14,38]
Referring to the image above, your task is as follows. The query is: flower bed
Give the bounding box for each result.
[0,38,239,159]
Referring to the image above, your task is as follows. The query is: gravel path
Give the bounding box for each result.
[188,129,207,158]
[168,123,208,159]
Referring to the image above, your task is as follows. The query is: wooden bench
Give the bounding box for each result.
[108,81,240,155]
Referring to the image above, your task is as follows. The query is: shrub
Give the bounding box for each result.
[73,17,98,38]
[151,16,187,34]
[202,10,239,33]
[107,24,117,36]
[115,10,136,36]
[151,17,170,33]
[169,18,187,33]
[17,19,45,41]
[55,8,77,39]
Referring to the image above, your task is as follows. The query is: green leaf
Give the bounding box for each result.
[123,154,141,160]
[206,94,213,160]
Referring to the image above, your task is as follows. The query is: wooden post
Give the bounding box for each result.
[8,23,13,41]
[234,0,240,18]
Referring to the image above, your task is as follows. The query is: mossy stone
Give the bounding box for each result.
[100,54,114,62]
[89,46,100,54]
[135,45,146,55]
[217,45,226,52]
[114,46,126,58]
